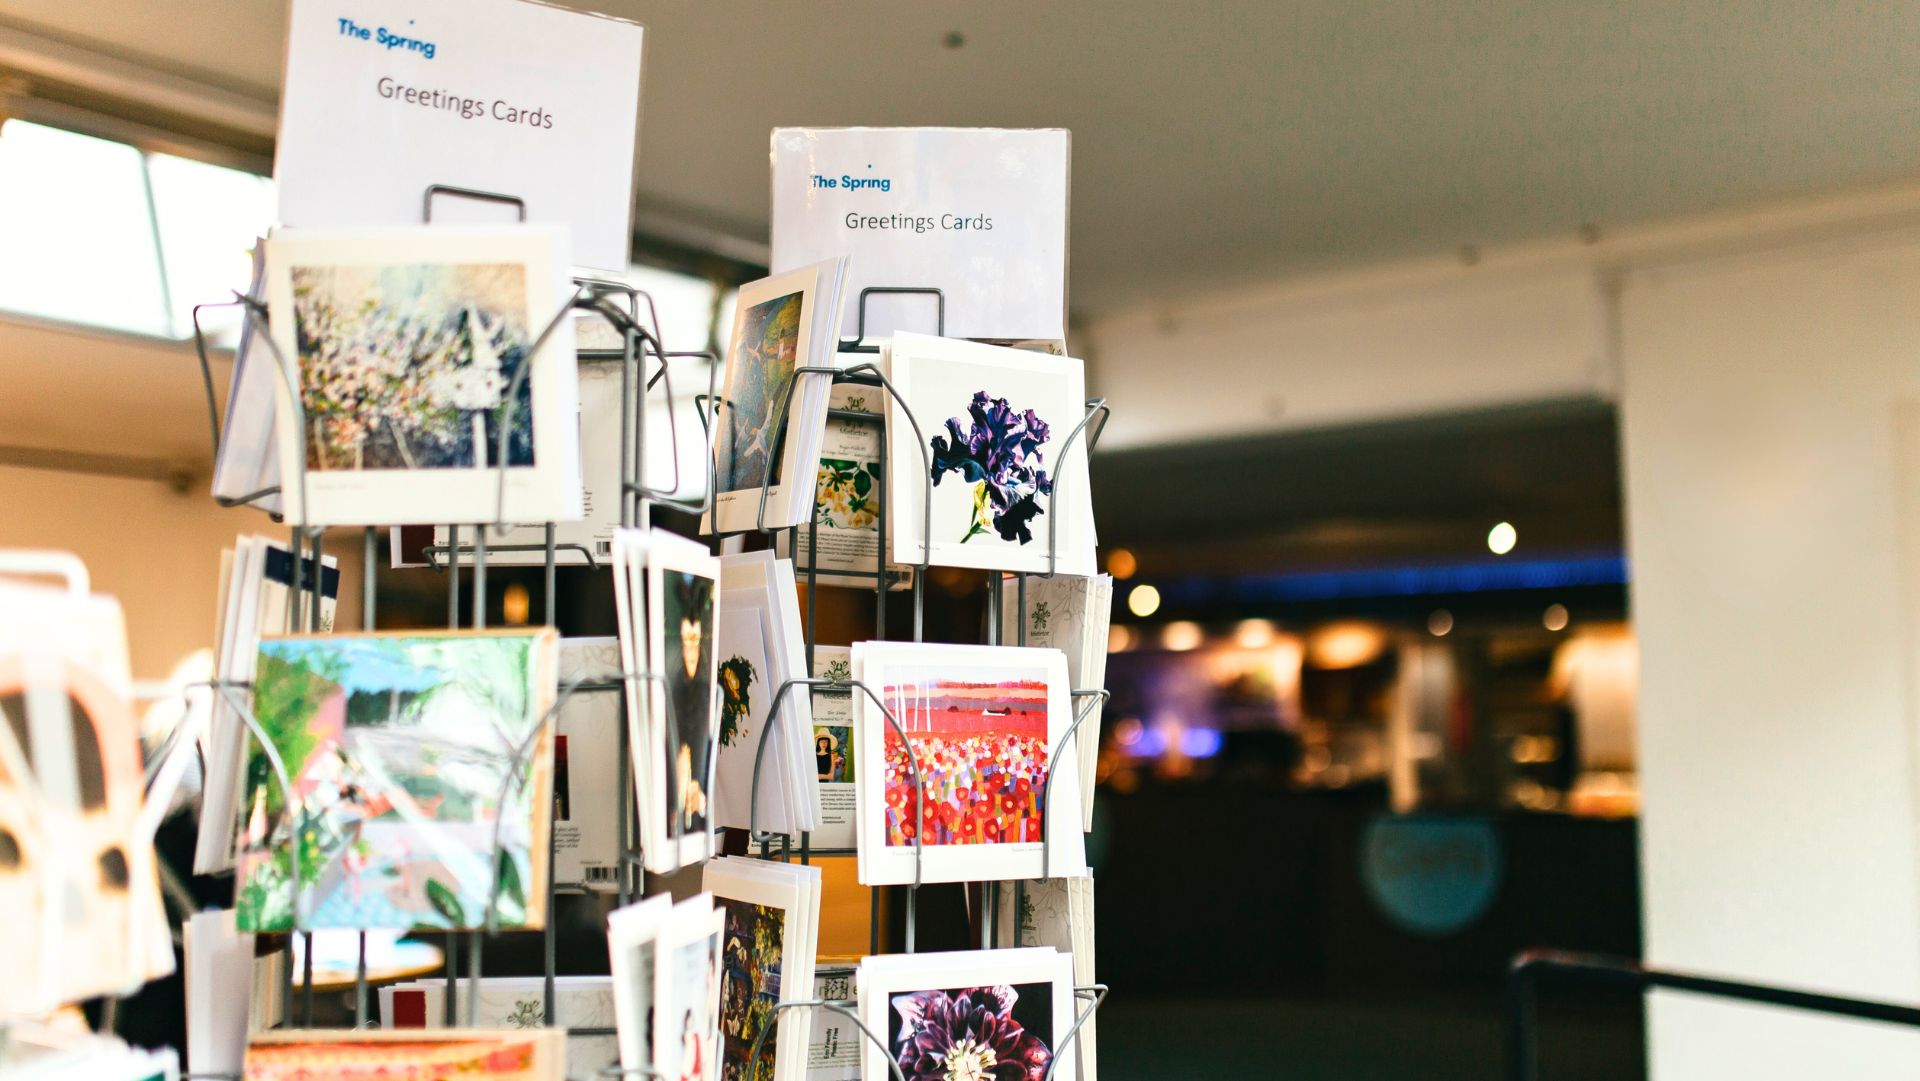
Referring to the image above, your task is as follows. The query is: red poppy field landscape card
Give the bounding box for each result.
[851,643,1086,885]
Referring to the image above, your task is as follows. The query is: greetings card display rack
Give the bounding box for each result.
[707,286,1113,1073]
[172,245,1109,1079]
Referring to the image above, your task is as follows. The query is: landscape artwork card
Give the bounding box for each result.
[706,260,842,534]
[886,333,1096,577]
[0,576,172,1016]
[232,629,559,932]
[852,643,1085,885]
[647,541,723,872]
[856,948,1076,1081]
[705,858,822,1081]
[264,225,581,527]
[244,1028,565,1081]
[652,894,726,1081]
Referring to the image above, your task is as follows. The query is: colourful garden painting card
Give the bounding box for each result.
[0,573,172,1016]
[245,1028,565,1080]
[886,333,1097,577]
[706,258,848,534]
[851,643,1086,886]
[704,857,821,1081]
[264,225,582,527]
[856,948,1077,1081]
[232,629,558,932]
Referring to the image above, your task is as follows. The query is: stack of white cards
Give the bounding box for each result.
[706,257,851,534]
[999,574,1113,831]
[607,893,725,1080]
[208,240,280,514]
[554,637,626,890]
[997,877,1099,1081]
[0,1028,178,1081]
[705,856,823,1081]
[611,527,723,874]
[194,533,340,873]
[713,551,821,837]
[379,975,618,1076]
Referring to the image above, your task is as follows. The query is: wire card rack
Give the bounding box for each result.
[160,196,1110,1080]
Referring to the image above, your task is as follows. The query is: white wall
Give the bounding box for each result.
[1619,230,1920,1076]
[0,464,362,680]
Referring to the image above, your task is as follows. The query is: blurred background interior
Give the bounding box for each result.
[9,2,1920,1078]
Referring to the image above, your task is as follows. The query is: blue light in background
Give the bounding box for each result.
[1162,555,1628,606]
[1180,727,1224,757]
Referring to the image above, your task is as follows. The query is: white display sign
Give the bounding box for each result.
[770,127,1070,342]
[275,0,645,271]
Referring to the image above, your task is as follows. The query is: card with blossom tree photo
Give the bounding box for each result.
[264,225,581,527]
[852,642,1085,885]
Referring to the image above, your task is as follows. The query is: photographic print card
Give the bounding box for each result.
[807,646,858,853]
[264,225,581,527]
[245,1028,565,1080]
[652,894,726,1081]
[886,333,1096,577]
[647,540,723,872]
[771,127,1070,342]
[706,259,847,534]
[232,629,558,932]
[0,575,172,1016]
[852,643,1086,886]
[275,0,643,271]
[705,857,822,1081]
[856,948,1076,1081]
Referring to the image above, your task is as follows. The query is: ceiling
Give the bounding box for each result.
[3,0,1920,316]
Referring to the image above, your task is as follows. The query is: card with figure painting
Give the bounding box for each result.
[646,541,724,872]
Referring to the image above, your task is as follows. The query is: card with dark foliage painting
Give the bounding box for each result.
[857,949,1076,1081]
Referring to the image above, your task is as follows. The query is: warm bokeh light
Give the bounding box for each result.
[1160,621,1204,651]
[1543,603,1570,632]
[503,582,532,625]
[1487,520,1518,555]
[1427,609,1454,637]
[1127,583,1162,618]
[1107,548,1138,580]
[1234,618,1277,649]
[1307,621,1388,669]
[1107,624,1137,652]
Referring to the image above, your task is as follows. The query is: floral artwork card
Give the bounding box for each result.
[886,333,1096,577]
[231,629,558,932]
[856,948,1077,1081]
[776,380,915,590]
[264,225,581,527]
[244,1028,566,1080]
[852,643,1086,886]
